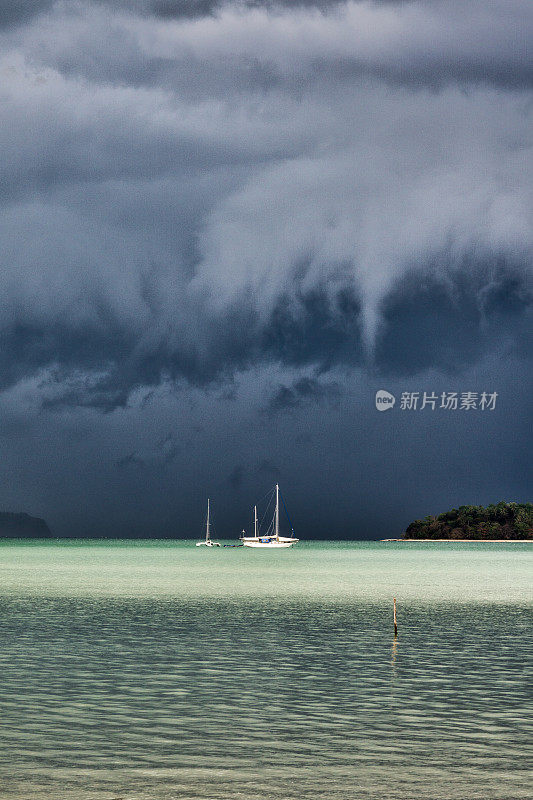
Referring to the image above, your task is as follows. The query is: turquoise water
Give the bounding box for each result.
[0,541,531,799]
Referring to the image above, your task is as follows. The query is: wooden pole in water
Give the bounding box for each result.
[393,597,398,637]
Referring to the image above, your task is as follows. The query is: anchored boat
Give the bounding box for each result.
[240,484,299,548]
[196,498,221,547]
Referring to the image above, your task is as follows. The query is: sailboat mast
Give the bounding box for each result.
[206,498,210,542]
[275,484,279,540]
[254,505,258,538]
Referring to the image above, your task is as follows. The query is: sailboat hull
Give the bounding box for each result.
[243,540,293,548]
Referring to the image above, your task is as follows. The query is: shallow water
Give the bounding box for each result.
[0,541,531,799]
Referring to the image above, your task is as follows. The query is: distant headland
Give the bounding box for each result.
[0,512,53,538]
[389,502,533,541]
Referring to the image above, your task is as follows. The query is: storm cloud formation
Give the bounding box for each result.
[0,0,531,536]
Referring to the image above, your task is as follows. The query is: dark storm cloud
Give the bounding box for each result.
[0,0,412,31]
[3,1,532,93]
[95,0,342,19]
[266,375,340,413]
[0,282,362,407]
[0,1,54,28]
[0,0,531,541]
[116,450,145,468]
[156,431,180,462]
[72,0,419,24]
[0,0,394,30]
[0,0,531,412]
[228,463,245,490]
[256,460,281,481]
[9,252,530,413]
[114,432,178,467]
[376,255,533,375]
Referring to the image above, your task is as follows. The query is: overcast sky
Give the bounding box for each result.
[0,0,531,538]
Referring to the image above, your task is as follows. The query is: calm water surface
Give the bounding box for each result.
[0,541,531,799]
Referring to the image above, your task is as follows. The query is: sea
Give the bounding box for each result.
[0,540,531,800]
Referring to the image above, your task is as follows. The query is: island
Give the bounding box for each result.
[0,512,53,538]
[394,502,533,540]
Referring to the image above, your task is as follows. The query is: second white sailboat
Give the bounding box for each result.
[240,484,299,548]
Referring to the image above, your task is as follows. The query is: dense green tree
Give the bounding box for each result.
[403,503,532,540]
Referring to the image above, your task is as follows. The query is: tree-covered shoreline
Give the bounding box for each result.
[404,503,533,540]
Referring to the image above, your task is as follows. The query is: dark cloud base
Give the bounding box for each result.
[2,259,530,411]
[376,257,532,375]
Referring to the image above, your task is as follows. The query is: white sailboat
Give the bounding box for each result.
[241,484,299,548]
[196,498,220,547]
